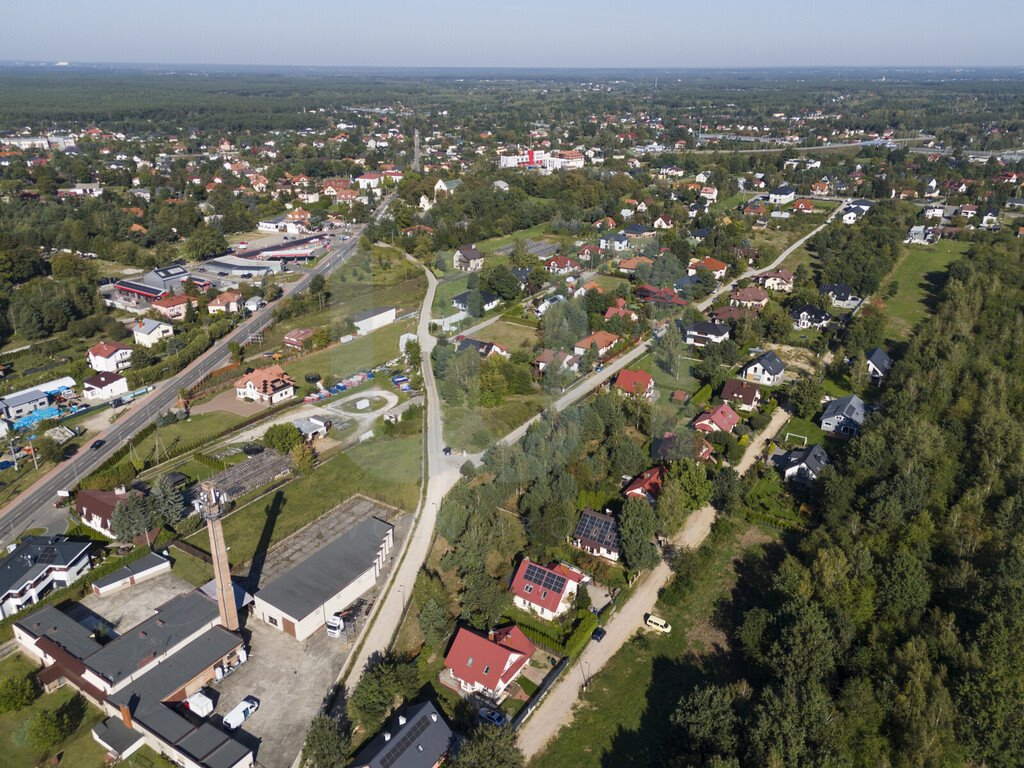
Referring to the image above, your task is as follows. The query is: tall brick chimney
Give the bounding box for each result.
[119,703,132,729]
[201,482,239,632]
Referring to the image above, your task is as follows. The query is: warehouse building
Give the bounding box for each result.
[253,516,393,641]
[350,306,397,335]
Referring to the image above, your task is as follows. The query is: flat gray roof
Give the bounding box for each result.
[16,604,102,659]
[255,516,392,621]
[91,552,169,591]
[92,716,144,756]
[86,591,218,685]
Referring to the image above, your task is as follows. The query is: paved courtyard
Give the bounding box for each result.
[208,615,350,768]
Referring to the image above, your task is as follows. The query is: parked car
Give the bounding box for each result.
[478,707,508,727]
[222,696,260,730]
[591,627,607,642]
[644,614,671,634]
[442,446,453,456]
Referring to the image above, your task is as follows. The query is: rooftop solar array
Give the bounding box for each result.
[523,562,567,594]
[575,510,620,549]
[379,714,431,768]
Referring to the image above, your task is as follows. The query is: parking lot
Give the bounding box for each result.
[208,615,351,768]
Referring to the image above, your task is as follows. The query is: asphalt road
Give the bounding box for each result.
[0,196,394,544]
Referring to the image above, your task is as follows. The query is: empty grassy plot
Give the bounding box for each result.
[879,240,967,340]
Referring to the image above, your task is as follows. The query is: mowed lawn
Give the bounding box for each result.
[880,240,968,340]
[184,433,423,570]
[530,518,775,768]
[284,320,415,389]
[444,393,548,452]
[635,352,700,398]
[474,319,539,353]
[0,653,108,768]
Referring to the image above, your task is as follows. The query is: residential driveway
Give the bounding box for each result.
[208,616,350,768]
[192,389,268,417]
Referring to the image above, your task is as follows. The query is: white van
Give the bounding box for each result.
[222,696,260,730]
[644,614,672,634]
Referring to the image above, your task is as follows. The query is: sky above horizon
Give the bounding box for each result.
[2,1,1023,69]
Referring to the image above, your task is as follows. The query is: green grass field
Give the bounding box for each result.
[880,240,968,340]
[590,274,630,293]
[779,416,828,447]
[0,653,109,768]
[129,410,246,468]
[443,394,547,451]
[284,320,415,388]
[530,518,773,768]
[476,223,553,254]
[634,352,700,398]
[431,273,471,316]
[184,433,422,570]
[473,319,539,352]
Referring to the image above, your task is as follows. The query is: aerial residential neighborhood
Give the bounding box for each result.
[0,8,1020,768]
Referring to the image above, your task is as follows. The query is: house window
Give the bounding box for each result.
[483,665,491,675]
[268,616,278,627]
[524,585,533,593]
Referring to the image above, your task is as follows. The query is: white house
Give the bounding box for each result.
[510,559,585,621]
[820,394,866,436]
[208,290,243,314]
[599,233,630,252]
[0,536,92,619]
[234,365,295,404]
[87,341,132,373]
[741,351,786,386]
[769,185,796,205]
[82,372,129,402]
[131,318,173,348]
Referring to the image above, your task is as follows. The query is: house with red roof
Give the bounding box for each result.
[578,244,605,261]
[151,293,197,321]
[87,342,132,373]
[694,402,740,433]
[688,257,728,280]
[617,256,653,275]
[793,199,816,213]
[613,369,655,400]
[636,284,687,307]
[234,365,295,404]
[573,331,619,358]
[510,559,585,620]
[604,298,638,323]
[443,626,536,701]
[624,466,667,504]
[729,285,769,310]
[544,255,580,275]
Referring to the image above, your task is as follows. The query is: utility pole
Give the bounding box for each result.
[9,439,19,471]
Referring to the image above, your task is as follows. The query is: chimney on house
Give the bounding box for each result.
[119,704,132,729]
[201,482,239,632]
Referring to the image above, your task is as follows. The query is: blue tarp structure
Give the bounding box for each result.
[13,406,60,431]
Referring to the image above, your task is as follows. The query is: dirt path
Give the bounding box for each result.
[517,406,790,759]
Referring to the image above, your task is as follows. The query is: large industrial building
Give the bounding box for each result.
[252,516,394,641]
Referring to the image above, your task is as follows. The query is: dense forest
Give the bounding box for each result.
[666,233,1024,767]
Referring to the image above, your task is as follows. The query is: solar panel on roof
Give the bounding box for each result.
[523,562,567,593]
[575,511,619,548]
[379,714,431,768]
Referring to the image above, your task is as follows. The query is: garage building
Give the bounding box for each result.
[351,306,397,335]
[253,516,394,641]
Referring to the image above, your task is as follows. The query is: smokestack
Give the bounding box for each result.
[202,482,239,633]
[119,704,132,729]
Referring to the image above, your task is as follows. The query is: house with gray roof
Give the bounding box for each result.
[776,444,830,484]
[253,516,394,641]
[350,701,452,768]
[866,347,893,385]
[0,536,92,619]
[820,394,866,436]
[741,351,786,386]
